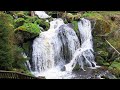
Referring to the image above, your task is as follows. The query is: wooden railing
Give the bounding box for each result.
[0,70,45,79]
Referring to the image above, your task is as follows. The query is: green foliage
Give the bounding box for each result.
[96,56,110,66]
[95,56,105,65]
[12,46,27,71]
[109,61,120,77]
[23,11,30,16]
[0,12,29,72]
[14,18,25,28]
[71,21,78,32]
[24,70,34,76]
[97,51,109,58]
[82,12,104,20]
[0,12,14,70]
[17,11,25,18]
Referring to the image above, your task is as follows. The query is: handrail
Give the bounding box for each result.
[0,70,45,79]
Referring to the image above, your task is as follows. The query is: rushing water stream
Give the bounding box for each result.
[27,11,101,79]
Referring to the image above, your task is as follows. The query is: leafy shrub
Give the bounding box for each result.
[12,46,28,71]
[0,12,14,70]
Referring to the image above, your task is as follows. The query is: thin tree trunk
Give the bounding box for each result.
[105,39,120,55]
[31,11,35,17]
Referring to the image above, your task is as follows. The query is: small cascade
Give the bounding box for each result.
[65,18,98,72]
[30,15,98,78]
[22,52,32,71]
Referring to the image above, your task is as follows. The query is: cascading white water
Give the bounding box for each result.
[31,18,80,78]
[65,18,98,72]
[34,11,51,18]
[22,52,32,71]
[30,17,98,79]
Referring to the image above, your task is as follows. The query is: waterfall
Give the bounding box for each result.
[30,17,98,79]
[34,11,51,18]
[65,18,98,72]
[22,52,32,71]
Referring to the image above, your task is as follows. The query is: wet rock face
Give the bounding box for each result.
[71,67,117,79]
[38,76,46,79]
[61,66,65,71]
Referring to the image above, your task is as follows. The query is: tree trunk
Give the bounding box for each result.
[31,11,35,17]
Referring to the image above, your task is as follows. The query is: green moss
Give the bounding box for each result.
[23,11,30,16]
[23,42,30,54]
[115,57,120,62]
[15,23,40,34]
[93,19,111,36]
[71,21,78,32]
[12,46,28,71]
[24,70,34,76]
[103,62,110,66]
[82,12,104,20]
[96,56,105,65]
[97,51,108,58]
[17,11,25,18]
[25,16,39,23]
[14,18,25,28]
[34,19,50,31]
[109,61,120,77]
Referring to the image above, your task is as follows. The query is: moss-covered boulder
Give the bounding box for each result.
[65,13,81,23]
[15,23,40,34]
[93,19,111,36]
[14,30,39,45]
[14,12,50,31]
[14,22,40,45]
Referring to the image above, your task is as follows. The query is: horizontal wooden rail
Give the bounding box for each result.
[0,70,45,79]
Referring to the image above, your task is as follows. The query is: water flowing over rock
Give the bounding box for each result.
[30,17,99,79]
[65,18,98,72]
[22,52,32,71]
[34,11,51,18]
